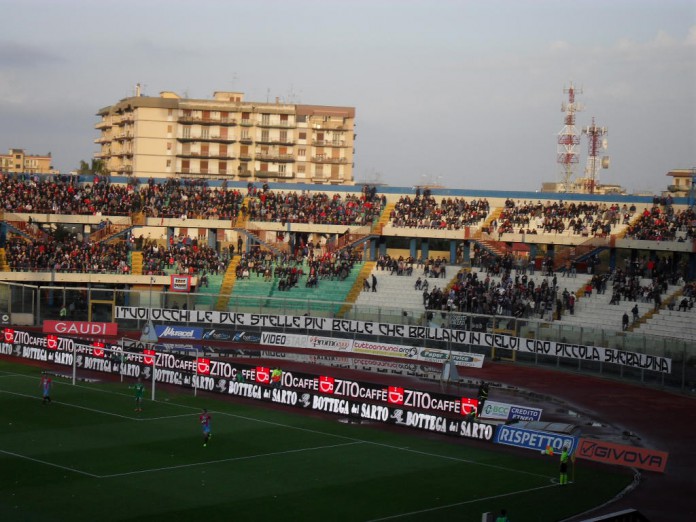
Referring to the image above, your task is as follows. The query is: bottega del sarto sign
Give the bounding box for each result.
[43,320,118,337]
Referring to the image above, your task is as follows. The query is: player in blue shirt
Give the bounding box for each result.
[200,409,212,447]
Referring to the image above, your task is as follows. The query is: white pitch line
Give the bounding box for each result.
[0,389,195,422]
[366,482,559,521]
[0,371,553,481]
[0,448,100,478]
[99,441,364,479]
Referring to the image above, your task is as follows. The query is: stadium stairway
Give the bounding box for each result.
[0,248,8,271]
[635,306,696,341]
[214,257,241,311]
[473,207,503,239]
[193,274,224,310]
[372,202,394,235]
[354,264,461,319]
[262,262,365,316]
[336,261,376,317]
[130,251,143,275]
[233,197,250,228]
[559,278,682,333]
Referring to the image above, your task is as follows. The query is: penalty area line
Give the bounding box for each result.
[366,482,559,521]
[0,448,99,478]
[99,441,364,479]
[0,389,195,422]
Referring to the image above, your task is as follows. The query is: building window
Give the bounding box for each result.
[299,132,307,140]
[167,125,173,134]
[183,127,191,139]
[166,160,172,168]
[278,164,286,174]
[201,127,209,139]
[167,142,172,151]
[261,114,270,125]
[298,165,305,174]
[280,130,288,143]
[261,130,269,142]
[298,148,306,157]
[297,115,307,123]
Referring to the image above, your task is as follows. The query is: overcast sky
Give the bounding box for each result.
[1,0,694,194]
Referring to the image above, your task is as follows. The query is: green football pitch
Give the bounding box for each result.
[0,360,632,521]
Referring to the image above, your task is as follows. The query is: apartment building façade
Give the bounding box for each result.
[95,88,355,184]
[0,148,55,175]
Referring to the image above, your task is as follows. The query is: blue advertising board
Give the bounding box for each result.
[494,425,577,454]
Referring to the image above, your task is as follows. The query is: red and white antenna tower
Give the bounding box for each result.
[582,117,609,194]
[557,83,584,192]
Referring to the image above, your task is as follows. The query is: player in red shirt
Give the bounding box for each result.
[199,409,212,447]
[41,373,52,404]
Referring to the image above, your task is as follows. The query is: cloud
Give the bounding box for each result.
[686,25,696,45]
[0,41,65,68]
[549,40,571,52]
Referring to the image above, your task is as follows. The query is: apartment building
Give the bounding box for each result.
[95,89,355,184]
[0,148,55,175]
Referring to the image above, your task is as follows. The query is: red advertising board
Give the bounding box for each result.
[43,320,118,337]
[170,275,191,293]
[576,438,669,473]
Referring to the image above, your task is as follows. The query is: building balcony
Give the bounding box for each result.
[95,121,110,130]
[254,153,295,163]
[114,115,133,126]
[177,116,238,126]
[257,121,296,129]
[311,156,348,164]
[176,152,236,161]
[237,170,253,178]
[177,136,236,144]
[255,171,294,179]
[94,137,111,144]
[114,132,133,141]
[239,154,252,161]
[240,119,254,127]
[311,123,347,131]
[312,140,347,147]
[256,139,295,146]
[239,138,253,145]
[116,165,133,173]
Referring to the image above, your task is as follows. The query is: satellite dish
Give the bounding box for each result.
[601,156,610,169]
[602,138,608,150]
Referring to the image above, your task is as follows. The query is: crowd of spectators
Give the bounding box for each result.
[491,200,631,237]
[624,205,696,242]
[245,184,384,226]
[389,193,489,229]
[5,235,129,273]
[424,268,557,319]
[137,178,243,219]
[234,244,361,293]
[0,174,136,215]
[140,239,227,276]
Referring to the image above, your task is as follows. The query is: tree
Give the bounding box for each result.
[76,159,109,176]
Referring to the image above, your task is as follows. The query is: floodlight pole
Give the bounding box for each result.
[194,348,198,397]
[151,342,156,401]
[71,338,77,386]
